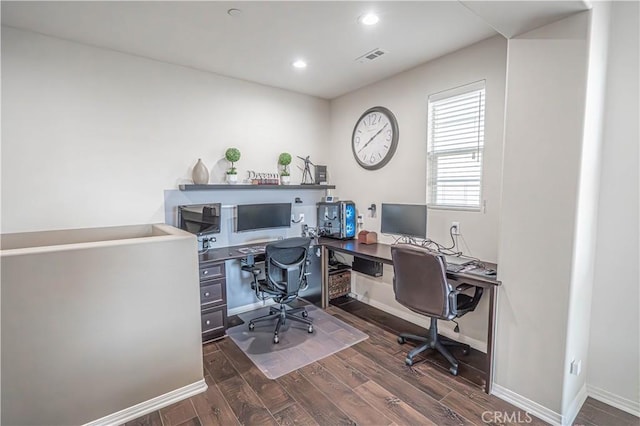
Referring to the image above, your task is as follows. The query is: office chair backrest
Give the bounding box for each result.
[265,237,311,295]
[391,243,452,320]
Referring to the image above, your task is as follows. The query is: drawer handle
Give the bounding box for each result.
[203,270,208,275]
[205,320,211,325]
[204,292,210,297]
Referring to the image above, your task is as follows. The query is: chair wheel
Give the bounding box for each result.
[273,335,279,344]
[301,311,308,318]
[308,325,313,333]
[397,336,406,344]
[248,322,255,331]
[449,366,458,376]
[405,357,413,366]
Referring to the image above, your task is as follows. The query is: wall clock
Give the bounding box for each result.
[351,106,399,170]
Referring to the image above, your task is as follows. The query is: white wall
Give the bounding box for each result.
[562,2,611,419]
[588,1,640,415]
[1,26,330,233]
[328,35,507,349]
[495,11,589,419]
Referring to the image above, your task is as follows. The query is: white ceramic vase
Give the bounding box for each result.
[192,158,209,184]
[227,173,238,184]
[280,175,291,185]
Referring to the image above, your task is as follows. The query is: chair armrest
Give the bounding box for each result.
[241,264,261,276]
[456,283,474,291]
[454,284,484,316]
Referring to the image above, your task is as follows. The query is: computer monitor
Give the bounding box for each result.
[178,203,221,236]
[236,203,292,232]
[381,203,427,239]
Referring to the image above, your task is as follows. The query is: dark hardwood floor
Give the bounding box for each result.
[125,298,638,426]
[330,296,489,388]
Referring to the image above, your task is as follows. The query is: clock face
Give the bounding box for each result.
[352,106,399,170]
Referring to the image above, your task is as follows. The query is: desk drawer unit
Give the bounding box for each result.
[200,263,225,280]
[200,278,225,307]
[201,306,227,342]
[199,261,227,342]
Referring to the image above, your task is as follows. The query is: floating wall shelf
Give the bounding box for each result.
[179,184,336,191]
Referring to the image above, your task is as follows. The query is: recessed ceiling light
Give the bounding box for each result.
[227,8,242,17]
[359,13,380,26]
[292,60,307,69]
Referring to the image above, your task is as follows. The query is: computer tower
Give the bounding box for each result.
[317,201,356,240]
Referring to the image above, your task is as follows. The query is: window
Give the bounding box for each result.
[427,81,485,210]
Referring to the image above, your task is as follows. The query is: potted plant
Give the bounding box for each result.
[225,147,241,184]
[278,152,292,185]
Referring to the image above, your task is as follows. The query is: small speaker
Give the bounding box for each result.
[315,165,327,184]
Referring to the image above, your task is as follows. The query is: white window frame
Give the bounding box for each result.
[427,80,485,211]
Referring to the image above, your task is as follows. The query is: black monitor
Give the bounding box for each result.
[236,203,292,232]
[381,203,427,239]
[178,203,221,236]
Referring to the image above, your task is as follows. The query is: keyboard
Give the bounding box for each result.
[444,255,473,266]
[446,264,466,273]
[238,245,266,255]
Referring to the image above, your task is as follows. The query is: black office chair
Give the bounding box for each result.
[391,243,483,375]
[246,237,313,344]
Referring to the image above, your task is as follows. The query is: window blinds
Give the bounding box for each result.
[427,81,485,209]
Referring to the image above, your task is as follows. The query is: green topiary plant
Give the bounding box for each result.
[278,152,292,176]
[225,148,241,175]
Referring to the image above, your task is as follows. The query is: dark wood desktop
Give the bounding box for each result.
[319,237,501,394]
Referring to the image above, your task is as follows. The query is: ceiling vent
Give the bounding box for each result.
[355,48,388,63]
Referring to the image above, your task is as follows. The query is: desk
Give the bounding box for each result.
[196,242,271,342]
[198,240,323,342]
[319,237,501,394]
[200,242,269,263]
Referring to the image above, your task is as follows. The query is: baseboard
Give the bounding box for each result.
[492,383,562,425]
[492,382,635,426]
[564,384,588,426]
[587,384,640,417]
[84,379,207,426]
[228,299,276,316]
[349,293,487,352]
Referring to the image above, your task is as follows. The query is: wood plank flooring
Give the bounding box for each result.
[126,300,638,426]
[330,296,488,388]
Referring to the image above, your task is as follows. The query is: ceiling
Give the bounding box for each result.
[1,1,590,100]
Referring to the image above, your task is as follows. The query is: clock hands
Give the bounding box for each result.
[357,123,388,154]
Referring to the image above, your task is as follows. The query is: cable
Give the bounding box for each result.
[458,233,476,259]
[444,225,457,251]
[420,232,462,256]
[198,238,210,255]
[333,252,350,265]
[389,235,420,245]
[386,229,483,263]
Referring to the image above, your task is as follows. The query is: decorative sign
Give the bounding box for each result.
[247,171,279,185]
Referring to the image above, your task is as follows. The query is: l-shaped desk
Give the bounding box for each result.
[200,237,501,394]
[319,237,501,394]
